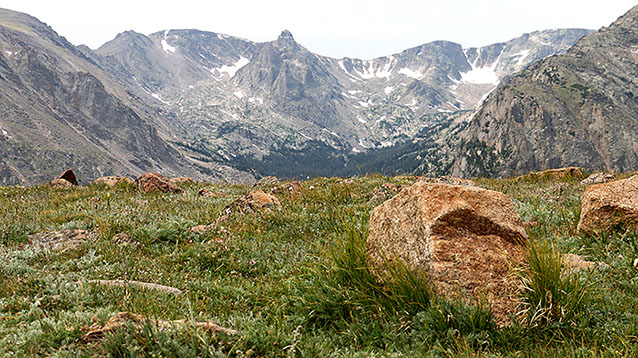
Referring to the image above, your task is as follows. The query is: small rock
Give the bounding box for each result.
[580,173,616,186]
[633,258,638,269]
[135,173,182,193]
[112,233,135,246]
[92,176,132,187]
[225,190,281,214]
[577,175,638,234]
[56,169,79,186]
[189,224,214,233]
[170,177,196,185]
[253,176,279,189]
[28,229,97,251]
[562,254,601,271]
[198,188,218,197]
[516,167,586,181]
[49,178,73,188]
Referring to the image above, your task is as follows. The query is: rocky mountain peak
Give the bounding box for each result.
[278,30,295,41]
[274,29,300,52]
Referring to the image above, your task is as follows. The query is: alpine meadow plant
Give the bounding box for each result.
[516,239,595,327]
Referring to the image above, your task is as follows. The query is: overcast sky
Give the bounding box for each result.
[2,0,636,59]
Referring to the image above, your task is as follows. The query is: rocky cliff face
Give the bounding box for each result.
[0,9,252,185]
[442,6,638,177]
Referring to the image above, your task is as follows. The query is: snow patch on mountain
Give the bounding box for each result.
[213,57,250,79]
[161,30,176,54]
[460,61,498,85]
[515,49,531,66]
[398,67,423,79]
[151,93,170,105]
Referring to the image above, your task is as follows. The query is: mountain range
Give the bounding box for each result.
[436,5,638,177]
[0,6,614,184]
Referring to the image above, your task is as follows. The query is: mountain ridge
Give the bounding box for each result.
[0,7,595,184]
[435,4,638,177]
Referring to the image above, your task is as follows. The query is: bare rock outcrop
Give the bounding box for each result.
[198,188,218,197]
[225,190,281,214]
[28,229,97,251]
[49,178,73,188]
[580,172,616,186]
[56,169,79,186]
[367,182,527,323]
[92,176,132,187]
[578,175,638,234]
[517,167,586,181]
[135,173,182,193]
[170,177,196,185]
[253,176,279,189]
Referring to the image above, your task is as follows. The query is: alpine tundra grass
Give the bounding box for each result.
[0,174,637,356]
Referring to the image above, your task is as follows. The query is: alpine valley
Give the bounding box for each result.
[0,7,603,184]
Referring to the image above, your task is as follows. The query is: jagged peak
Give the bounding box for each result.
[278,30,295,41]
[116,30,146,39]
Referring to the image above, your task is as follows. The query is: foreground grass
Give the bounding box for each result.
[0,175,637,356]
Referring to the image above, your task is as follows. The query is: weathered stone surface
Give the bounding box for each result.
[225,190,281,214]
[562,254,604,272]
[578,175,638,234]
[170,177,196,185]
[198,188,218,197]
[49,178,73,188]
[253,176,279,189]
[92,176,132,187]
[56,169,79,186]
[28,229,97,251]
[580,173,616,186]
[517,167,586,181]
[135,173,182,193]
[367,182,527,324]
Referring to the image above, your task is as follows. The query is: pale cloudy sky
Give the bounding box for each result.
[2,0,636,59]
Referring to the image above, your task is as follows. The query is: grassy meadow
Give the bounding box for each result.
[1,174,638,357]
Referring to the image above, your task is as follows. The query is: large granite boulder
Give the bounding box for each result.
[367,182,527,323]
[578,175,638,234]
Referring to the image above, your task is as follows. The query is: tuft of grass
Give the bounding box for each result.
[516,239,596,327]
[412,297,496,351]
[298,216,433,327]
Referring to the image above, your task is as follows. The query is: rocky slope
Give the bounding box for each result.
[93,26,590,177]
[0,8,250,185]
[439,5,638,177]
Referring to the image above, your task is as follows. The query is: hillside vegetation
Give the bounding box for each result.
[1,174,638,356]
